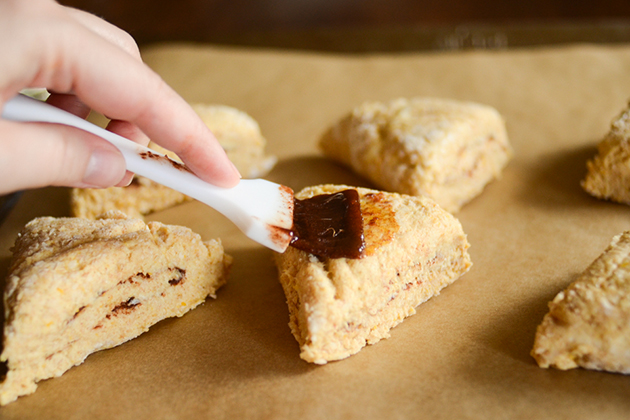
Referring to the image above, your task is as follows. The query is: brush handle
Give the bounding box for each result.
[1,94,293,252]
[2,94,220,198]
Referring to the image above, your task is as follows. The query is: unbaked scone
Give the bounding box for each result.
[274,184,472,364]
[70,142,190,219]
[71,104,276,219]
[582,103,630,204]
[191,103,277,178]
[531,231,630,373]
[319,97,512,213]
[0,211,231,405]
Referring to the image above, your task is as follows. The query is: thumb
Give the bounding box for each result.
[0,120,127,194]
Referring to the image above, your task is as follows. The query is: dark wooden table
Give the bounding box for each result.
[59,0,630,51]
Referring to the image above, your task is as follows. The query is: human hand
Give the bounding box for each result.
[0,0,241,195]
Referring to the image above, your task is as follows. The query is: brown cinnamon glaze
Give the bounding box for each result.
[290,189,365,259]
[139,150,192,173]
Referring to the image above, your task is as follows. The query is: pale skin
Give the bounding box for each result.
[0,0,241,195]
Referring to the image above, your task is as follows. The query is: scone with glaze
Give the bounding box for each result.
[71,103,276,219]
[531,231,630,373]
[0,211,231,405]
[582,102,630,204]
[319,97,512,212]
[274,184,472,364]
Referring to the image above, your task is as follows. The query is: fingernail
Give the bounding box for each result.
[115,171,136,187]
[230,159,242,179]
[82,148,125,187]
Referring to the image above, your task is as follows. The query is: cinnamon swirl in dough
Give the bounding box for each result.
[274,184,471,364]
[0,211,231,404]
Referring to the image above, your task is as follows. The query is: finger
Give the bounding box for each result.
[63,6,142,60]
[44,5,144,121]
[45,92,91,119]
[114,170,135,188]
[3,1,240,188]
[105,118,150,147]
[46,10,240,187]
[106,118,151,186]
[76,71,241,187]
[38,99,143,186]
[0,119,127,194]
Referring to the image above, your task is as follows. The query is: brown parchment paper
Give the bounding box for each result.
[2,42,630,419]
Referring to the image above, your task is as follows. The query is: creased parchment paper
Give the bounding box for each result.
[1,43,630,419]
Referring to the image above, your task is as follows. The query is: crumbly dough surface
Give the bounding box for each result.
[274,184,472,364]
[319,97,512,212]
[192,103,277,178]
[582,103,630,204]
[71,103,276,219]
[531,231,630,373]
[71,172,191,220]
[0,211,231,405]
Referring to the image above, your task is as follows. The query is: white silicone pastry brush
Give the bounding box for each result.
[2,94,294,253]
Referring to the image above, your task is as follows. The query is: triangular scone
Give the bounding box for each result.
[531,231,630,373]
[71,104,276,219]
[274,185,472,364]
[70,173,192,220]
[319,97,512,213]
[582,103,630,204]
[70,143,191,219]
[191,104,277,179]
[0,211,231,405]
